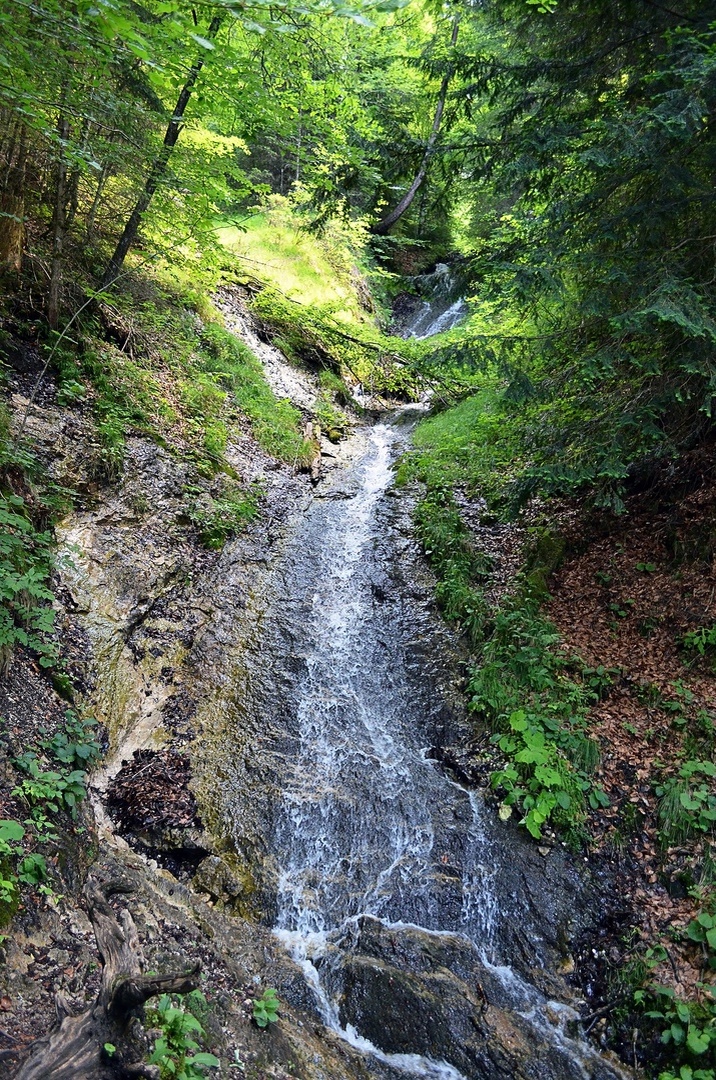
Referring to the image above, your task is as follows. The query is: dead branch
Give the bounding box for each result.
[14,877,201,1079]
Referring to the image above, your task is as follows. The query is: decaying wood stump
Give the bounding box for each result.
[14,878,201,1079]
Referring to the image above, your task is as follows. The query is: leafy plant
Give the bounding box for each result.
[17,852,48,885]
[656,761,716,845]
[184,480,261,549]
[0,818,50,915]
[146,992,220,1079]
[0,819,25,906]
[13,754,89,817]
[252,987,279,1028]
[683,626,716,669]
[315,389,349,441]
[40,711,102,769]
[11,707,102,824]
[0,492,57,674]
[641,983,716,1060]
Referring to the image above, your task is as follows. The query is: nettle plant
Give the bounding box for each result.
[146,992,219,1079]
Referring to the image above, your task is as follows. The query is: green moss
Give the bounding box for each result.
[522,527,567,600]
[251,286,423,400]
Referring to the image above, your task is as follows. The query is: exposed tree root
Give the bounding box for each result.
[14,878,201,1079]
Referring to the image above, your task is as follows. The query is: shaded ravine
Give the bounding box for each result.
[233,418,631,1080]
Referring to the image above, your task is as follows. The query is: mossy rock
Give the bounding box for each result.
[523,527,566,599]
[192,852,257,918]
[525,526,566,574]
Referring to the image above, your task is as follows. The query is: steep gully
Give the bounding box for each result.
[35,289,634,1079]
[206,324,632,1077]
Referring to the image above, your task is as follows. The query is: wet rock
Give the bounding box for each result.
[192,854,256,916]
[326,918,631,1080]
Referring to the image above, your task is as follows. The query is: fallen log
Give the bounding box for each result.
[14,877,201,1079]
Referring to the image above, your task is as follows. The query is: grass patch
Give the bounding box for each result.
[216,195,367,319]
[403,388,607,841]
[52,279,313,476]
[183,477,262,549]
[199,322,313,466]
[404,388,526,514]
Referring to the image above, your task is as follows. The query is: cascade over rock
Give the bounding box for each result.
[9,314,635,1078]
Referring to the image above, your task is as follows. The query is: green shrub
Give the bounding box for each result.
[315,390,349,441]
[683,626,716,670]
[0,492,57,674]
[12,708,102,824]
[472,595,606,839]
[407,393,607,840]
[146,992,219,1079]
[656,761,716,845]
[250,286,423,400]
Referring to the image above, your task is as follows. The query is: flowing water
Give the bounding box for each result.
[400,263,468,339]
[239,419,629,1079]
[405,296,468,339]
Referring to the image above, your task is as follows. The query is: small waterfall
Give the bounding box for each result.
[236,421,630,1080]
[399,263,468,339]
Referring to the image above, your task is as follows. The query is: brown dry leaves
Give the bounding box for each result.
[548,478,716,990]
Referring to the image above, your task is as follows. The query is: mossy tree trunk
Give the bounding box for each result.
[0,121,28,273]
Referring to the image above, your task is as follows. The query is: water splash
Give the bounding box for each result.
[407,296,468,339]
[247,420,629,1079]
[275,926,469,1080]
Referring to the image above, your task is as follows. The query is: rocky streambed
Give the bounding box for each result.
[2,299,636,1079]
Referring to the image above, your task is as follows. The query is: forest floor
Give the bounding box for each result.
[543,448,716,1061]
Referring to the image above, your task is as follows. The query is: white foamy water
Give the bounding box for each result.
[248,421,630,1079]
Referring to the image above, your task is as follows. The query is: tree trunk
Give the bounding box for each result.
[65,117,91,233]
[14,878,201,1079]
[86,156,112,242]
[100,16,222,291]
[0,123,28,273]
[371,17,459,237]
[47,112,70,329]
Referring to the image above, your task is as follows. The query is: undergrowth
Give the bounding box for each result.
[406,480,606,839]
[0,395,72,676]
[183,477,262,549]
[53,284,314,478]
[0,707,101,924]
[402,390,607,841]
[251,286,423,401]
[145,991,219,1079]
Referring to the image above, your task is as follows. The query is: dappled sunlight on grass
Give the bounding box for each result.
[216,199,363,320]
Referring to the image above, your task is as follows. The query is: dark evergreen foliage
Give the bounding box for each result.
[447,0,716,510]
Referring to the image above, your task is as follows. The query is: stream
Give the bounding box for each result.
[398,263,468,339]
[233,416,631,1080]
